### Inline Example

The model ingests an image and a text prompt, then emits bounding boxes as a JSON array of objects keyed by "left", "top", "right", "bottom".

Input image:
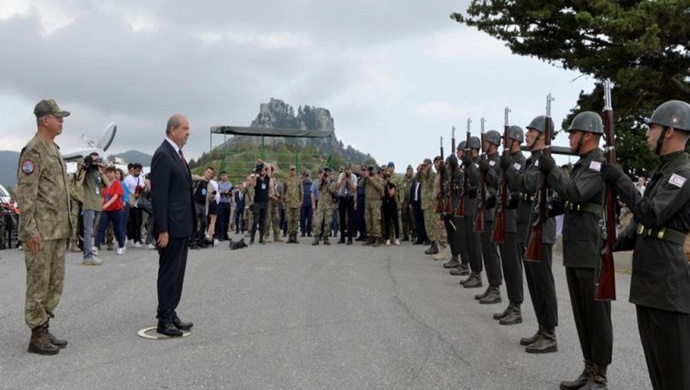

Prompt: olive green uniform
[
  {"left": 398, "top": 174, "right": 414, "bottom": 240},
  {"left": 313, "top": 178, "right": 336, "bottom": 239},
  {"left": 364, "top": 174, "right": 385, "bottom": 242},
  {"left": 243, "top": 183, "right": 255, "bottom": 236},
  {"left": 283, "top": 176, "right": 303, "bottom": 238},
  {"left": 16, "top": 134, "right": 72, "bottom": 329},
  {"left": 420, "top": 167, "right": 437, "bottom": 242}
]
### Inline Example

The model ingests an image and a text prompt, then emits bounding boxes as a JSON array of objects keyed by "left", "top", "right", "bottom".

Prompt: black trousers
[
  {"left": 193, "top": 202, "right": 206, "bottom": 241},
  {"left": 464, "top": 216, "right": 482, "bottom": 273},
  {"left": 234, "top": 205, "right": 245, "bottom": 233},
  {"left": 251, "top": 202, "right": 268, "bottom": 241},
  {"left": 338, "top": 196, "right": 355, "bottom": 239},
  {"left": 480, "top": 220, "right": 502, "bottom": 286},
  {"left": 401, "top": 201, "right": 413, "bottom": 239},
  {"left": 127, "top": 206, "right": 142, "bottom": 243},
  {"left": 637, "top": 305, "right": 690, "bottom": 390},
  {"left": 413, "top": 202, "right": 428, "bottom": 243},
  {"left": 216, "top": 202, "right": 231, "bottom": 238},
  {"left": 455, "top": 215, "right": 469, "bottom": 265},
  {"left": 498, "top": 232, "right": 523, "bottom": 304},
  {"left": 383, "top": 202, "right": 400, "bottom": 240},
  {"left": 157, "top": 236, "right": 189, "bottom": 322},
  {"left": 566, "top": 267, "right": 613, "bottom": 366},
  {"left": 443, "top": 214, "right": 462, "bottom": 257},
  {"left": 521, "top": 243, "right": 558, "bottom": 329}
]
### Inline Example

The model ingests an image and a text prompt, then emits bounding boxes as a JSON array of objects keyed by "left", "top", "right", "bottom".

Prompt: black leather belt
[
  {"left": 637, "top": 224, "right": 687, "bottom": 246},
  {"left": 564, "top": 201, "right": 602, "bottom": 214},
  {"left": 519, "top": 192, "right": 535, "bottom": 202}
]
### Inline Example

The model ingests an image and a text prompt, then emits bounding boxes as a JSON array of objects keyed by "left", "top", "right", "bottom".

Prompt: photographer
[
  {"left": 76, "top": 152, "right": 106, "bottom": 265},
  {"left": 312, "top": 167, "right": 336, "bottom": 245},
  {"left": 191, "top": 166, "right": 214, "bottom": 247},
  {"left": 250, "top": 163, "right": 270, "bottom": 244},
  {"left": 382, "top": 172, "right": 400, "bottom": 245},
  {"left": 335, "top": 165, "right": 357, "bottom": 245},
  {"left": 124, "top": 162, "right": 145, "bottom": 248},
  {"left": 216, "top": 171, "right": 233, "bottom": 241}
]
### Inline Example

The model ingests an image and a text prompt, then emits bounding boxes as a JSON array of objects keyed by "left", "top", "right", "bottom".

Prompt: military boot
[
  {"left": 363, "top": 237, "right": 373, "bottom": 246},
  {"left": 499, "top": 303, "right": 522, "bottom": 325},
  {"left": 312, "top": 236, "right": 320, "bottom": 246},
  {"left": 28, "top": 323, "right": 60, "bottom": 355},
  {"left": 479, "top": 285, "right": 502, "bottom": 304},
  {"left": 462, "top": 272, "right": 483, "bottom": 288},
  {"left": 273, "top": 232, "right": 284, "bottom": 243},
  {"left": 323, "top": 236, "right": 331, "bottom": 245},
  {"left": 432, "top": 247, "right": 447, "bottom": 261},
  {"left": 525, "top": 327, "right": 557, "bottom": 354},
  {"left": 520, "top": 327, "right": 542, "bottom": 346},
  {"left": 70, "top": 240, "right": 81, "bottom": 253},
  {"left": 493, "top": 304, "right": 511, "bottom": 320},
  {"left": 424, "top": 241, "right": 438, "bottom": 255},
  {"left": 46, "top": 320, "right": 68, "bottom": 348},
  {"left": 293, "top": 234, "right": 299, "bottom": 244},
  {"left": 559, "top": 360, "right": 593, "bottom": 390},
  {"left": 475, "top": 286, "right": 490, "bottom": 300},
  {"left": 450, "top": 263, "right": 470, "bottom": 276},
  {"left": 443, "top": 255, "right": 460, "bottom": 269},
  {"left": 580, "top": 364, "right": 607, "bottom": 390}
]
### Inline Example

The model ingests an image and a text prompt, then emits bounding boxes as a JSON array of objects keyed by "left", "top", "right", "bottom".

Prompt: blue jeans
[
  {"left": 96, "top": 210, "right": 125, "bottom": 249},
  {"left": 300, "top": 204, "right": 313, "bottom": 234},
  {"left": 82, "top": 209, "right": 101, "bottom": 259}
]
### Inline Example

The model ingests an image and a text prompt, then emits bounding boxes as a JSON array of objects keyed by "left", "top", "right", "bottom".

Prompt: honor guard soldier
[
  {"left": 601, "top": 100, "right": 690, "bottom": 390},
  {"left": 491, "top": 125, "right": 526, "bottom": 325},
  {"left": 539, "top": 111, "right": 613, "bottom": 389},
  {"left": 442, "top": 151, "right": 467, "bottom": 274},
  {"left": 16, "top": 99, "right": 73, "bottom": 355},
  {"left": 446, "top": 142, "right": 471, "bottom": 276},
  {"left": 459, "top": 137, "right": 484, "bottom": 288},
  {"left": 512, "top": 117, "right": 558, "bottom": 352},
  {"left": 475, "top": 129, "right": 503, "bottom": 304}
]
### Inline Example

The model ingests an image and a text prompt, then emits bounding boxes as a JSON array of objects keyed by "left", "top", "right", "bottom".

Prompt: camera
[{"left": 83, "top": 155, "right": 104, "bottom": 171}]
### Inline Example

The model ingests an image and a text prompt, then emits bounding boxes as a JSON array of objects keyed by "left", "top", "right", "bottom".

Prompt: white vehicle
[{"left": 0, "top": 183, "right": 11, "bottom": 205}]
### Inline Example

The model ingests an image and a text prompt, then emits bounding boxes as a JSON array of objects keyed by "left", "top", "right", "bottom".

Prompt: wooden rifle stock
[
  {"left": 456, "top": 121, "right": 471, "bottom": 217},
  {"left": 435, "top": 136, "right": 444, "bottom": 214},
  {"left": 492, "top": 107, "right": 510, "bottom": 243},
  {"left": 473, "top": 118, "right": 486, "bottom": 233},
  {"left": 444, "top": 127, "right": 456, "bottom": 213},
  {"left": 524, "top": 94, "right": 554, "bottom": 262},
  {"left": 595, "top": 79, "right": 617, "bottom": 301}
]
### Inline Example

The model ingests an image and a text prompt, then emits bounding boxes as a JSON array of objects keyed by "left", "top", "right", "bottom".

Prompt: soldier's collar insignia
[{"left": 21, "top": 160, "right": 35, "bottom": 175}]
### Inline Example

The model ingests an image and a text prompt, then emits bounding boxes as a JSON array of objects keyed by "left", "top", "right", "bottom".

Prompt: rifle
[
  {"left": 456, "top": 119, "right": 471, "bottom": 216},
  {"left": 492, "top": 107, "right": 510, "bottom": 243},
  {"left": 445, "top": 127, "right": 456, "bottom": 213},
  {"left": 473, "top": 118, "right": 486, "bottom": 233},
  {"left": 595, "top": 79, "right": 617, "bottom": 301},
  {"left": 435, "top": 136, "right": 445, "bottom": 214},
  {"left": 524, "top": 94, "right": 554, "bottom": 262}
]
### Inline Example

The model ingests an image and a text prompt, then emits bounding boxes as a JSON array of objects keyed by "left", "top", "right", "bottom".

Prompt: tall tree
[{"left": 452, "top": 0, "right": 690, "bottom": 177}]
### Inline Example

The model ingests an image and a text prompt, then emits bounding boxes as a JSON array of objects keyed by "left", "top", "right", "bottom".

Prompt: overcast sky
[{"left": 0, "top": 0, "right": 595, "bottom": 169}]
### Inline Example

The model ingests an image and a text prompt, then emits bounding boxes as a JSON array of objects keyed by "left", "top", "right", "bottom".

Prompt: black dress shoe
[
  {"left": 157, "top": 322, "right": 183, "bottom": 337},
  {"left": 172, "top": 317, "right": 194, "bottom": 331}
]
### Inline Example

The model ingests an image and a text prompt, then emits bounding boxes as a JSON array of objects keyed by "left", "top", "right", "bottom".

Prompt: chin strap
[
  {"left": 575, "top": 132, "right": 586, "bottom": 155},
  {"left": 528, "top": 134, "right": 542, "bottom": 151},
  {"left": 655, "top": 127, "right": 669, "bottom": 156}
]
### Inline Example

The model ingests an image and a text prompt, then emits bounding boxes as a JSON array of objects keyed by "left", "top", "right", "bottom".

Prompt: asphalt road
[{"left": 0, "top": 236, "right": 649, "bottom": 390}]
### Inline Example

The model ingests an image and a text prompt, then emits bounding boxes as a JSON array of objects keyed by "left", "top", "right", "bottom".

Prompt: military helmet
[
  {"left": 509, "top": 126, "right": 524, "bottom": 142},
  {"left": 485, "top": 130, "right": 501, "bottom": 146},
  {"left": 468, "top": 136, "right": 481, "bottom": 149},
  {"left": 647, "top": 100, "right": 690, "bottom": 131},
  {"left": 568, "top": 111, "right": 604, "bottom": 134},
  {"left": 526, "top": 115, "right": 555, "bottom": 134},
  {"left": 457, "top": 140, "right": 467, "bottom": 149}
]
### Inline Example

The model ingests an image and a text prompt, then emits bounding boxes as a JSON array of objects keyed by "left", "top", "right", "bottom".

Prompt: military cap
[
  {"left": 422, "top": 158, "right": 432, "bottom": 165},
  {"left": 289, "top": 164, "right": 296, "bottom": 170},
  {"left": 387, "top": 161, "right": 395, "bottom": 167},
  {"left": 406, "top": 164, "right": 413, "bottom": 170},
  {"left": 34, "top": 99, "right": 70, "bottom": 118}
]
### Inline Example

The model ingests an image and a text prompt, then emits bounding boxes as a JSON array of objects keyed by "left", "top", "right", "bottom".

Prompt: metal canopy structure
[{"left": 208, "top": 125, "right": 335, "bottom": 180}]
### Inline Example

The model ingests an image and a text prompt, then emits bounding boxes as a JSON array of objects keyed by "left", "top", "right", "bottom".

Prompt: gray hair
[{"left": 166, "top": 115, "right": 181, "bottom": 135}]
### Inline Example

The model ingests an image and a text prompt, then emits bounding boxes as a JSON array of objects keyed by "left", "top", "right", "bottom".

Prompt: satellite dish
[{"left": 62, "top": 121, "right": 118, "bottom": 162}]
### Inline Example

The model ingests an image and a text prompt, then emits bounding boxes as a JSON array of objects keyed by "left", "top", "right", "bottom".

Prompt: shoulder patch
[
  {"left": 21, "top": 160, "right": 35, "bottom": 175},
  {"left": 668, "top": 173, "right": 686, "bottom": 188},
  {"left": 589, "top": 161, "right": 602, "bottom": 172},
  {"left": 489, "top": 160, "right": 496, "bottom": 166},
  {"left": 513, "top": 162, "right": 522, "bottom": 171}
]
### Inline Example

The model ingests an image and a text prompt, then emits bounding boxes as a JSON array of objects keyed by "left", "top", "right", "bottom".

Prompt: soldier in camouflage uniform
[
  {"left": 264, "top": 164, "right": 283, "bottom": 243},
  {"left": 243, "top": 174, "right": 255, "bottom": 237},
  {"left": 420, "top": 158, "right": 438, "bottom": 255},
  {"left": 67, "top": 172, "right": 83, "bottom": 252},
  {"left": 283, "top": 165, "right": 303, "bottom": 243},
  {"left": 363, "top": 166, "right": 385, "bottom": 246},
  {"left": 16, "top": 99, "right": 72, "bottom": 355},
  {"left": 312, "top": 167, "right": 336, "bottom": 245},
  {"left": 399, "top": 165, "right": 414, "bottom": 241}
]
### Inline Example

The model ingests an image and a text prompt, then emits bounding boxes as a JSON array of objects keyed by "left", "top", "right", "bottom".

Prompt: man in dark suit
[
  {"left": 234, "top": 184, "right": 245, "bottom": 234},
  {"left": 150, "top": 114, "right": 195, "bottom": 337}
]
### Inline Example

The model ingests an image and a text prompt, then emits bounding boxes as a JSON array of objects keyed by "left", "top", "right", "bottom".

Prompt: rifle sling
[{"left": 636, "top": 223, "right": 687, "bottom": 246}]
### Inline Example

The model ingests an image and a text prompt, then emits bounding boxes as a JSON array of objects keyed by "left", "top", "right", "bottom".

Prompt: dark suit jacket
[
  {"left": 151, "top": 140, "right": 195, "bottom": 238},
  {"left": 234, "top": 191, "right": 245, "bottom": 210}
]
